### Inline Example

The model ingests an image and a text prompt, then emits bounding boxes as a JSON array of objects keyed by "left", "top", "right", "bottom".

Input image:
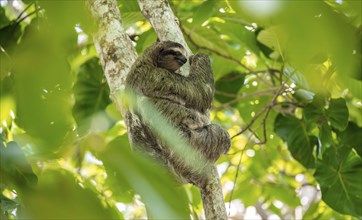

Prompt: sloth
[{"left": 125, "top": 41, "right": 230, "bottom": 183}]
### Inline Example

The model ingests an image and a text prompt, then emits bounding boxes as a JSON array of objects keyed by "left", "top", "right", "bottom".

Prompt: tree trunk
[
  {"left": 86, "top": 0, "right": 137, "bottom": 95},
  {"left": 200, "top": 165, "right": 228, "bottom": 219}
]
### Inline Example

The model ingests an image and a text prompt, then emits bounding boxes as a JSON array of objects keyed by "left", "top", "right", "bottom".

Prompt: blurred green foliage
[{"left": 0, "top": 0, "right": 361, "bottom": 219}]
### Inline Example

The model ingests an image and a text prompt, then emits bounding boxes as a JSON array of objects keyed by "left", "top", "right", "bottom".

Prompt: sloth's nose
[{"left": 178, "top": 56, "right": 187, "bottom": 64}]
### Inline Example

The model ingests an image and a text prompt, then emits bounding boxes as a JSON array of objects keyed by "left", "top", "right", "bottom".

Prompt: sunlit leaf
[
  {"left": 183, "top": 25, "right": 231, "bottom": 58},
  {"left": 264, "top": 185, "right": 300, "bottom": 207},
  {"left": 21, "top": 170, "right": 120, "bottom": 219},
  {"left": 284, "top": 67, "right": 312, "bottom": 91},
  {"left": 12, "top": 19, "right": 73, "bottom": 153},
  {"left": 216, "top": 20, "right": 260, "bottom": 55},
  {"left": 135, "top": 28, "right": 157, "bottom": 53},
  {"left": 1, "top": 194, "right": 19, "bottom": 213},
  {"left": 280, "top": 2, "right": 360, "bottom": 82},
  {"left": 119, "top": 0, "right": 147, "bottom": 29},
  {"left": 0, "top": 141, "right": 37, "bottom": 189},
  {"left": 98, "top": 135, "right": 190, "bottom": 219},
  {"left": 257, "top": 26, "right": 286, "bottom": 61},
  {"left": 230, "top": 178, "right": 261, "bottom": 206},
  {"left": 192, "top": 0, "right": 219, "bottom": 26},
  {"left": 0, "top": 6, "right": 10, "bottom": 29},
  {"left": 39, "top": 1, "right": 92, "bottom": 34}
]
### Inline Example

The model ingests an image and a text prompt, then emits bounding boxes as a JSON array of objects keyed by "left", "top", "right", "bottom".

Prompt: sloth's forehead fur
[
  {"left": 143, "top": 41, "right": 186, "bottom": 64},
  {"left": 158, "top": 41, "right": 185, "bottom": 50},
  {"left": 149, "top": 41, "right": 185, "bottom": 55}
]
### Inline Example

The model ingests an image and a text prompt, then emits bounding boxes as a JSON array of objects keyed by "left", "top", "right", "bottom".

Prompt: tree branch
[
  {"left": 87, "top": 0, "right": 137, "bottom": 94},
  {"left": 180, "top": 23, "right": 253, "bottom": 72}
]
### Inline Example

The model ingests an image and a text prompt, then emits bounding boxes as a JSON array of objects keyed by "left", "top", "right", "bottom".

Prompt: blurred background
[{"left": 1, "top": 0, "right": 361, "bottom": 219}]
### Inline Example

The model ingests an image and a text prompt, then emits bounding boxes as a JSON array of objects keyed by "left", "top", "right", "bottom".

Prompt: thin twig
[
  {"left": 16, "top": 8, "right": 41, "bottom": 24},
  {"left": 15, "top": 2, "right": 34, "bottom": 21},
  {"left": 231, "top": 83, "right": 285, "bottom": 139},
  {"left": 213, "top": 88, "right": 279, "bottom": 111},
  {"left": 227, "top": 133, "right": 252, "bottom": 215},
  {"left": 180, "top": 24, "right": 253, "bottom": 72},
  {"left": 255, "top": 84, "right": 286, "bottom": 144}
]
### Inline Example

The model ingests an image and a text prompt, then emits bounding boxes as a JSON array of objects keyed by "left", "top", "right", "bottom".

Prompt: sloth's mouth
[{"left": 176, "top": 56, "right": 187, "bottom": 65}]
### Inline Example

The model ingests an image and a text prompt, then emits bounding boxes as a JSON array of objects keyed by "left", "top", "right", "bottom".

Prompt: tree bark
[
  {"left": 200, "top": 166, "right": 228, "bottom": 219},
  {"left": 87, "top": 0, "right": 138, "bottom": 141},
  {"left": 87, "top": 0, "right": 137, "bottom": 95},
  {"left": 87, "top": 0, "right": 227, "bottom": 219}
]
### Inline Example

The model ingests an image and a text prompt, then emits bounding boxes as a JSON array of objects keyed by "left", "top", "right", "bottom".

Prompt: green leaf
[
  {"left": 135, "top": 28, "right": 157, "bottom": 53},
  {"left": 21, "top": 170, "right": 120, "bottom": 219},
  {"left": 0, "top": 22, "right": 21, "bottom": 52},
  {"left": 303, "top": 93, "right": 329, "bottom": 125},
  {"left": 339, "top": 77, "right": 362, "bottom": 100},
  {"left": 231, "top": 178, "right": 261, "bottom": 206},
  {"left": 1, "top": 194, "right": 19, "bottom": 212},
  {"left": 264, "top": 185, "right": 300, "bottom": 207},
  {"left": 304, "top": 103, "right": 325, "bottom": 125},
  {"left": 303, "top": 96, "right": 349, "bottom": 150},
  {"left": 338, "top": 122, "right": 362, "bottom": 157},
  {"left": 326, "top": 98, "right": 349, "bottom": 131},
  {"left": 217, "top": 20, "right": 260, "bottom": 55},
  {"left": 186, "top": 185, "right": 202, "bottom": 208},
  {"left": 274, "top": 114, "right": 316, "bottom": 168},
  {"left": 0, "top": 6, "right": 10, "bottom": 29},
  {"left": 283, "top": 67, "right": 311, "bottom": 90},
  {"left": 119, "top": 0, "right": 145, "bottom": 30},
  {"left": 0, "top": 141, "right": 37, "bottom": 189},
  {"left": 276, "top": 2, "right": 360, "bottom": 82},
  {"left": 215, "top": 71, "right": 244, "bottom": 104},
  {"left": 211, "top": 56, "right": 238, "bottom": 79},
  {"left": 72, "top": 58, "right": 112, "bottom": 134},
  {"left": 257, "top": 26, "right": 286, "bottom": 60},
  {"left": 98, "top": 135, "right": 190, "bottom": 219},
  {"left": 293, "top": 89, "right": 314, "bottom": 104},
  {"left": 13, "top": 20, "right": 73, "bottom": 153},
  {"left": 192, "top": 0, "right": 219, "bottom": 26},
  {"left": 303, "top": 201, "right": 350, "bottom": 220},
  {"left": 183, "top": 25, "right": 231, "bottom": 58},
  {"left": 39, "top": 1, "right": 92, "bottom": 35},
  {"left": 314, "top": 148, "right": 362, "bottom": 218},
  {"left": 319, "top": 123, "right": 333, "bottom": 149}
]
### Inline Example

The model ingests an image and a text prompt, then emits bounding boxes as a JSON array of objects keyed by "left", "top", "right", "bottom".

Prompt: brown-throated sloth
[{"left": 125, "top": 41, "right": 230, "bottom": 183}]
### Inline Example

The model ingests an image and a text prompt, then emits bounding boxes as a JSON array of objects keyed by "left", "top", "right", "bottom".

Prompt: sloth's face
[{"left": 156, "top": 46, "right": 187, "bottom": 73}]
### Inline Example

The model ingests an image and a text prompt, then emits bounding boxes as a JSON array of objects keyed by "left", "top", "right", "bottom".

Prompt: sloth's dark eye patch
[{"left": 162, "top": 50, "right": 182, "bottom": 57}]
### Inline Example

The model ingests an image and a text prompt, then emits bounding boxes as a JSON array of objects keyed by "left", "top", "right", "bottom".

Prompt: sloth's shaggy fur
[{"left": 125, "top": 41, "right": 230, "bottom": 184}]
